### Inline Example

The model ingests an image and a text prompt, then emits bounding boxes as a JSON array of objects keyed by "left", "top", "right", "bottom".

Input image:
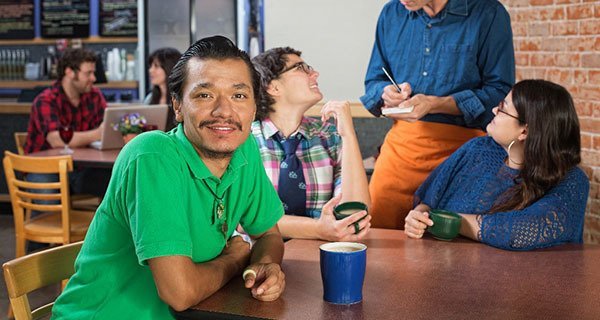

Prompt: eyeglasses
[
  {"left": 497, "top": 101, "right": 521, "bottom": 122},
  {"left": 279, "top": 62, "right": 314, "bottom": 76}
]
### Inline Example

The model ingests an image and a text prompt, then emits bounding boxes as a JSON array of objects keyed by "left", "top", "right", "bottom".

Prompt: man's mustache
[{"left": 198, "top": 119, "right": 242, "bottom": 130}]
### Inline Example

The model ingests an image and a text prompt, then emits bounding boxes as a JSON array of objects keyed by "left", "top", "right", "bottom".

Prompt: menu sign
[
  {"left": 41, "top": 0, "right": 89, "bottom": 38},
  {"left": 100, "top": 0, "right": 137, "bottom": 37},
  {"left": 0, "top": 0, "right": 34, "bottom": 39}
]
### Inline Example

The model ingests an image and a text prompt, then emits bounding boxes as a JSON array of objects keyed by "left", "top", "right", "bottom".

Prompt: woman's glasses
[
  {"left": 497, "top": 101, "right": 522, "bottom": 122},
  {"left": 279, "top": 62, "right": 314, "bottom": 76}
]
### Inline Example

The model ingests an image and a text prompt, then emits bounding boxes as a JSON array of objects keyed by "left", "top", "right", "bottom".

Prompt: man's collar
[
  {"left": 407, "top": 0, "right": 469, "bottom": 18},
  {"left": 173, "top": 123, "right": 247, "bottom": 180},
  {"left": 259, "top": 118, "right": 309, "bottom": 140}
]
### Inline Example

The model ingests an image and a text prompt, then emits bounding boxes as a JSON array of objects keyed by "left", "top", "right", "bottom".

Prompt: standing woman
[
  {"left": 405, "top": 80, "right": 589, "bottom": 250},
  {"left": 252, "top": 47, "right": 372, "bottom": 241},
  {"left": 144, "top": 47, "right": 181, "bottom": 131}
]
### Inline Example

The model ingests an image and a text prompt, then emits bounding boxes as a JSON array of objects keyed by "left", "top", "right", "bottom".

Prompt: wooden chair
[
  {"left": 13, "top": 132, "right": 100, "bottom": 211},
  {"left": 14, "top": 132, "right": 27, "bottom": 156},
  {"left": 3, "top": 241, "right": 83, "bottom": 320},
  {"left": 3, "top": 151, "right": 94, "bottom": 258}
]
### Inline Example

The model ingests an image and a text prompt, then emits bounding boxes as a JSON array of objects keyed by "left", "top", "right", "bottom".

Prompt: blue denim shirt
[{"left": 360, "top": 0, "right": 515, "bottom": 130}]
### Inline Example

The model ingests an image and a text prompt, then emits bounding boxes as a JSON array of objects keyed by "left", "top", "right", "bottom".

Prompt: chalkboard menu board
[
  {"left": 41, "top": 0, "right": 89, "bottom": 38},
  {"left": 100, "top": 0, "right": 137, "bottom": 37},
  {"left": 0, "top": 0, "right": 35, "bottom": 39}
]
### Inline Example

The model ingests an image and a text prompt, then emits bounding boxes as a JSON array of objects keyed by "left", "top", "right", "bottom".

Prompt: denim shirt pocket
[{"left": 439, "top": 44, "right": 478, "bottom": 88}]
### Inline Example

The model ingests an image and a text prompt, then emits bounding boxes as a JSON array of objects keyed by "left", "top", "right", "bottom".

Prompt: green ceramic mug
[
  {"left": 333, "top": 202, "right": 368, "bottom": 234},
  {"left": 427, "top": 209, "right": 462, "bottom": 241}
]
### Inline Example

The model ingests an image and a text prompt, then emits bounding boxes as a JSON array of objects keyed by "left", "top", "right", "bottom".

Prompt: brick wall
[{"left": 503, "top": 0, "right": 600, "bottom": 243}]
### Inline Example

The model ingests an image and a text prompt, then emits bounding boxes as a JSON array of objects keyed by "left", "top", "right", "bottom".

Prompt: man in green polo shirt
[{"left": 51, "top": 36, "right": 286, "bottom": 319}]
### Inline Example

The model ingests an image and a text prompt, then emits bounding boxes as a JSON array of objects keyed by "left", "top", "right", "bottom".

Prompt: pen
[{"left": 381, "top": 67, "right": 402, "bottom": 93}]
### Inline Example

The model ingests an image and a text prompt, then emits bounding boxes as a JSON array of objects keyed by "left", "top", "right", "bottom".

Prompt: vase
[{"left": 122, "top": 133, "right": 138, "bottom": 144}]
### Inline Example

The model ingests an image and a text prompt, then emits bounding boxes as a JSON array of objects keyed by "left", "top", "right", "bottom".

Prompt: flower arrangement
[{"left": 112, "top": 113, "right": 147, "bottom": 135}]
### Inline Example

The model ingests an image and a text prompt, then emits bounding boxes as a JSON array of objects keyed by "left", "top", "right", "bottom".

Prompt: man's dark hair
[
  {"left": 168, "top": 35, "right": 259, "bottom": 107},
  {"left": 57, "top": 48, "right": 97, "bottom": 80},
  {"left": 251, "top": 47, "right": 302, "bottom": 120}
]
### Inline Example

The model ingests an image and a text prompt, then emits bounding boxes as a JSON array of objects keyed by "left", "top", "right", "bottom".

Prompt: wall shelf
[{"left": 0, "top": 37, "right": 138, "bottom": 46}]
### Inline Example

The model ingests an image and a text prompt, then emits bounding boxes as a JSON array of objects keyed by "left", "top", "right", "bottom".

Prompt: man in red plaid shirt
[
  {"left": 24, "top": 48, "right": 106, "bottom": 154},
  {"left": 23, "top": 48, "right": 111, "bottom": 252}
]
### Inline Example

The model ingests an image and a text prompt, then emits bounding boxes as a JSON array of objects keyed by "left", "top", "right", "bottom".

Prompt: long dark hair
[
  {"left": 491, "top": 80, "right": 581, "bottom": 212},
  {"left": 148, "top": 47, "right": 181, "bottom": 130}
]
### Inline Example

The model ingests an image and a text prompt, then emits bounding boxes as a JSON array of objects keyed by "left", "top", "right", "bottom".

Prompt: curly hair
[
  {"left": 251, "top": 47, "right": 302, "bottom": 121},
  {"left": 57, "top": 48, "right": 97, "bottom": 80}
]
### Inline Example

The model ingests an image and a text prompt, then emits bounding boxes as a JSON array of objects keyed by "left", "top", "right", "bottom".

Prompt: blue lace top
[{"left": 414, "top": 136, "right": 589, "bottom": 251}]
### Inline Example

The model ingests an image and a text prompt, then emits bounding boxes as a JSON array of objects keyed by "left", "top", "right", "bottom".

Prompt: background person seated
[
  {"left": 22, "top": 48, "right": 111, "bottom": 251},
  {"left": 144, "top": 47, "right": 181, "bottom": 131},
  {"left": 404, "top": 79, "right": 589, "bottom": 251},
  {"left": 252, "top": 47, "right": 371, "bottom": 242}
]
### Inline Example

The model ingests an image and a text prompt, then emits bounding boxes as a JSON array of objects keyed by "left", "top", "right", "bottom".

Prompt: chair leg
[{"left": 15, "top": 237, "right": 25, "bottom": 258}]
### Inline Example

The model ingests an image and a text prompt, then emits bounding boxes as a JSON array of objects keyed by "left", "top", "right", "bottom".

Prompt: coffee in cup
[{"left": 333, "top": 202, "right": 368, "bottom": 234}]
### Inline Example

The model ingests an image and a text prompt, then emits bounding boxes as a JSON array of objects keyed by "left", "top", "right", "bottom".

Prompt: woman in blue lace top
[{"left": 404, "top": 80, "right": 589, "bottom": 250}]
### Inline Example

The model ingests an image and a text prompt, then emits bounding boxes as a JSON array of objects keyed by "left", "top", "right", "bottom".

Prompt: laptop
[{"left": 90, "top": 104, "right": 169, "bottom": 150}]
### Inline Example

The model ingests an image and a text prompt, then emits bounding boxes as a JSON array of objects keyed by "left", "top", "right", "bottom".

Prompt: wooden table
[
  {"left": 29, "top": 148, "right": 120, "bottom": 168},
  {"left": 174, "top": 229, "right": 600, "bottom": 320}
]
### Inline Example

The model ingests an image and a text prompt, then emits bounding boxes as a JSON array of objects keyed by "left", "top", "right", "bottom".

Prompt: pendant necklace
[{"left": 202, "top": 180, "right": 228, "bottom": 240}]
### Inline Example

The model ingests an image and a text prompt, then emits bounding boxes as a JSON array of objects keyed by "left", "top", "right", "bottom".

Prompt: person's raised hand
[
  {"left": 321, "top": 101, "right": 354, "bottom": 138},
  {"left": 381, "top": 82, "right": 411, "bottom": 108},
  {"left": 316, "top": 194, "right": 372, "bottom": 241}
]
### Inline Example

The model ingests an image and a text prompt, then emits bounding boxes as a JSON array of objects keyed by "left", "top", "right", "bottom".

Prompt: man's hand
[
  {"left": 381, "top": 82, "right": 411, "bottom": 108},
  {"left": 243, "top": 263, "right": 286, "bottom": 301}
]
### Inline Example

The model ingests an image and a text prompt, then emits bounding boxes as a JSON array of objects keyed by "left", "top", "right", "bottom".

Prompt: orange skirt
[{"left": 369, "top": 120, "right": 485, "bottom": 229}]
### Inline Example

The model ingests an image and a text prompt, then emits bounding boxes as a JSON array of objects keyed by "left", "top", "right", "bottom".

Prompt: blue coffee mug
[{"left": 319, "top": 242, "right": 367, "bottom": 304}]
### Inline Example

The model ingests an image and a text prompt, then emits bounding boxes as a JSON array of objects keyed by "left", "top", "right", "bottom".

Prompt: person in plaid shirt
[
  {"left": 24, "top": 48, "right": 106, "bottom": 154},
  {"left": 252, "top": 47, "right": 371, "bottom": 241},
  {"left": 23, "top": 48, "right": 110, "bottom": 251}
]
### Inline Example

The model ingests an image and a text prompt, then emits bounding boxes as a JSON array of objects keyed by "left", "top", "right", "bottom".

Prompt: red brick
[
  {"left": 582, "top": 133, "right": 593, "bottom": 149},
  {"left": 541, "top": 38, "right": 568, "bottom": 51},
  {"left": 539, "top": 8, "right": 566, "bottom": 20},
  {"left": 579, "top": 86, "right": 600, "bottom": 101},
  {"left": 581, "top": 20, "right": 600, "bottom": 35},
  {"left": 555, "top": 53, "right": 580, "bottom": 67},
  {"left": 582, "top": 150, "right": 600, "bottom": 166},
  {"left": 545, "top": 69, "right": 571, "bottom": 84},
  {"left": 515, "top": 53, "right": 529, "bottom": 66},
  {"left": 584, "top": 231, "right": 600, "bottom": 245},
  {"left": 585, "top": 215, "right": 600, "bottom": 234},
  {"left": 580, "top": 118, "right": 600, "bottom": 134},
  {"left": 595, "top": 37, "right": 600, "bottom": 51},
  {"left": 565, "top": 84, "right": 580, "bottom": 96},
  {"left": 574, "top": 70, "right": 588, "bottom": 84},
  {"left": 528, "top": 22, "right": 551, "bottom": 37},
  {"left": 531, "top": 0, "right": 553, "bottom": 5},
  {"left": 590, "top": 182, "right": 599, "bottom": 199},
  {"left": 594, "top": 168, "right": 600, "bottom": 183},
  {"left": 531, "top": 53, "right": 557, "bottom": 66},
  {"left": 581, "top": 164, "right": 594, "bottom": 178},
  {"left": 512, "top": 22, "right": 527, "bottom": 37},
  {"left": 575, "top": 100, "right": 593, "bottom": 117},
  {"left": 589, "top": 71, "right": 600, "bottom": 84},
  {"left": 591, "top": 200, "right": 600, "bottom": 216},
  {"left": 566, "top": 5, "right": 594, "bottom": 19},
  {"left": 556, "top": 0, "right": 582, "bottom": 4},
  {"left": 594, "top": 136, "right": 600, "bottom": 151},
  {"left": 567, "top": 37, "right": 597, "bottom": 52},
  {"left": 592, "top": 102, "right": 600, "bottom": 117},
  {"left": 582, "top": 54, "right": 600, "bottom": 68},
  {"left": 552, "top": 21, "right": 579, "bottom": 36},
  {"left": 512, "top": 9, "right": 535, "bottom": 21},
  {"left": 504, "top": 0, "right": 529, "bottom": 7},
  {"left": 517, "top": 39, "right": 542, "bottom": 51},
  {"left": 596, "top": 5, "right": 600, "bottom": 18}
]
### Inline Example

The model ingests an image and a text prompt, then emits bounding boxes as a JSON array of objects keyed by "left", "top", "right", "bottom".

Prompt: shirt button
[
  {"left": 425, "top": 48, "right": 430, "bottom": 53},
  {"left": 422, "top": 71, "right": 428, "bottom": 76},
  {"left": 427, "top": 24, "right": 432, "bottom": 28}
]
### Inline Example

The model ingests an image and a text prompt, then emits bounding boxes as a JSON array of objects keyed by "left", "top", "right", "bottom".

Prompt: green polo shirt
[{"left": 51, "top": 124, "right": 284, "bottom": 320}]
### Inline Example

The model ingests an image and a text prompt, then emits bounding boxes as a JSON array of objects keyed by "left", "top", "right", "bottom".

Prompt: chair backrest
[
  {"left": 3, "top": 241, "right": 83, "bottom": 320},
  {"left": 14, "top": 132, "right": 27, "bottom": 155},
  {"left": 3, "top": 151, "right": 74, "bottom": 245}
]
